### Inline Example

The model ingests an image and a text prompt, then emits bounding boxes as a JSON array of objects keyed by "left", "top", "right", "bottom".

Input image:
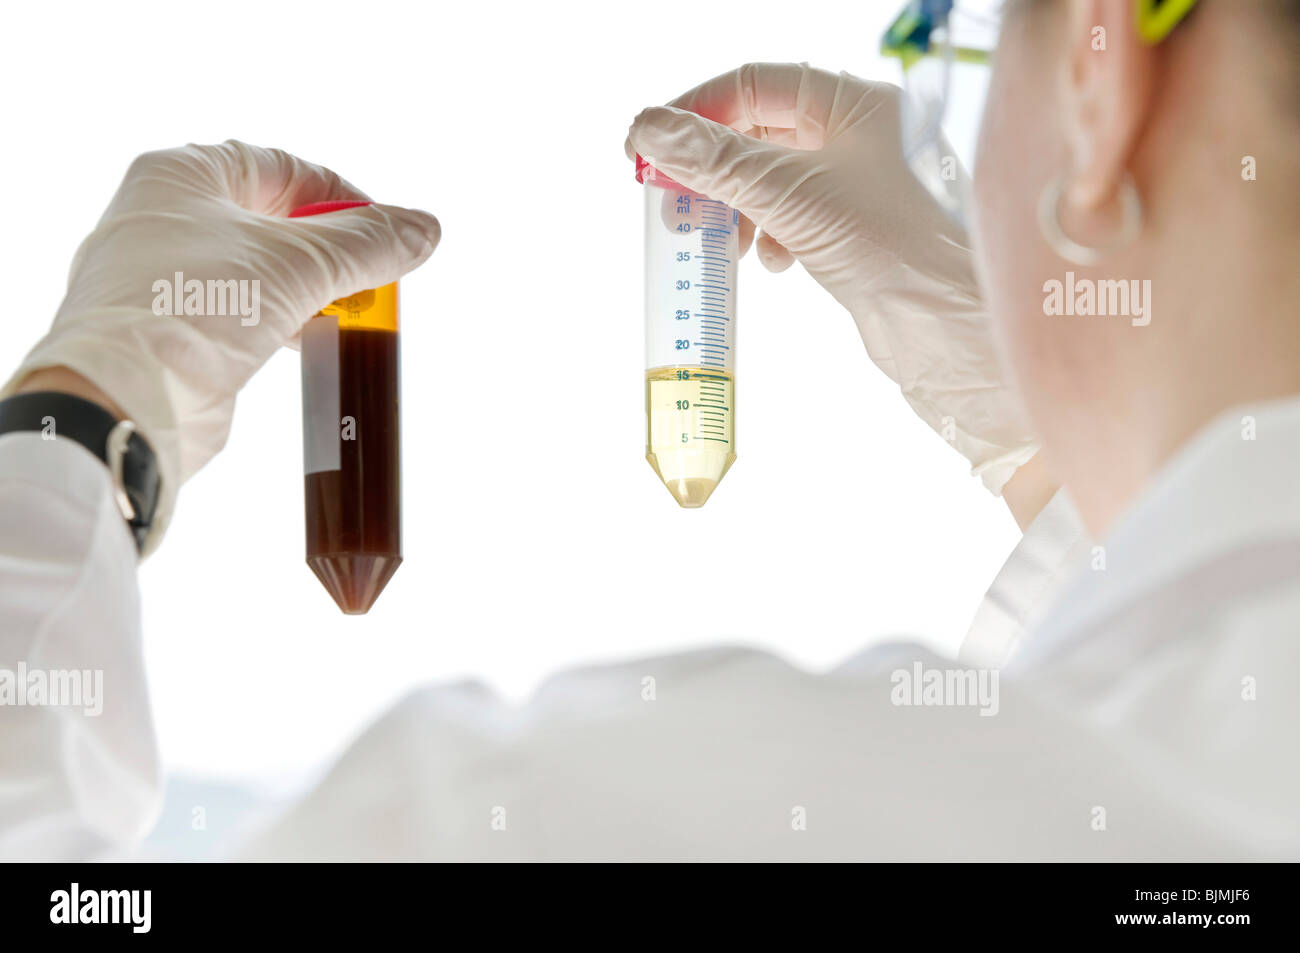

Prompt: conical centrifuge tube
[
  {"left": 292, "top": 200, "right": 403, "bottom": 614},
  {"left": 638, "top": 156, "right": 739, "bottom": 507}
]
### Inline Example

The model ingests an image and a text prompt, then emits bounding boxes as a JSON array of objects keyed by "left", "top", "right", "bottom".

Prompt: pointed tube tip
[
  {"left": 647, "top": 451, "right": 733, "bottom": 509},
  {"left": 307, "top": 553, "right": 402, "bottom": 615},
  {"left": 665, "top": 477, "right": 718, "bottom": 508}
]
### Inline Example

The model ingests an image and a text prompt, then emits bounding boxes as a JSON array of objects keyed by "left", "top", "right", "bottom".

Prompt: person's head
[{"left": 971, "top": 0, "right": 1300, "bottom": 533}]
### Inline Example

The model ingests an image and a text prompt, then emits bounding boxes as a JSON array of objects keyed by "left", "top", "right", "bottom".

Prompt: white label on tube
[{"left": 301, "top": 315, "right": 341, "bottom": 474}]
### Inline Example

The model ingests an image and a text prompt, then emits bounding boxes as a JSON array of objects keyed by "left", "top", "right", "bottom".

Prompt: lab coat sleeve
[
  {"left": 0, "top": 433, "right": 160, "bottom": 860},
  {"left": 959, "top": 488, "right": 1092, "bottom": 667},
  {"left": 238, "top": 645, "right": 1253, "bottom": 861},
  {"left": 233, "top": 495, "right": 1276, "bottom": 861}
]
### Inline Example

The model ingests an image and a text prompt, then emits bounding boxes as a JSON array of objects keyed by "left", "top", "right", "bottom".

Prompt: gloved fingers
[
  {"left": 274, "top": 201, "right": 441, "bottom": 327},
  {"left": 738, "top": 214, "right": 756, "bottom": 258},
  {"left": 219, "top": 140, "right": 372, "bottom": 215},
  {"left": 121, "top": 141, "right": 372, "bottom": 215},
  {"left": 668, "top": 62, "right": 854, "bottom": 150},
  {"left": 752, "top": 127, "right": 801, "bottom": 148},
  {"left": 628, "top": 106, "right": 810, "bottom": 226},
  {"left": 621, "top": 63, "right": 846, "bottom": 160},
  {"left": 755, "top": 230, "right": 796, "bottom": 273}
]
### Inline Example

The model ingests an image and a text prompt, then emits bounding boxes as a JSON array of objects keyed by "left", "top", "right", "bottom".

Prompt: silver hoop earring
[{"left": 1037, "top": 171, "right": 1142, "bottom": 266}]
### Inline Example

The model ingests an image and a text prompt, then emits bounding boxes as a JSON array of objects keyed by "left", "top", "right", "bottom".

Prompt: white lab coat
[{"left": 1, "top": 398, "right": 1297, "bottom": 861}]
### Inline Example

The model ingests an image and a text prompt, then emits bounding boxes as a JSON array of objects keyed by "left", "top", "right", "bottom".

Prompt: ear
[{"left": 1062, "top": 0, "right": 1158, "bottom": 209}]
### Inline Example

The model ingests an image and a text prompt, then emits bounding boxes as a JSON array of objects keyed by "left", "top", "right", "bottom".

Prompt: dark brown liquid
[{"left": 305, "top": 328, "right": 401, "bottom": 613}]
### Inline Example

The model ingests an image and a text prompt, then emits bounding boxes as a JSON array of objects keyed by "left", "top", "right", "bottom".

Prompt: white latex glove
[
  {"left": 627, "top": 63, "right": 1038, "bottom": 494},
  {"left": 0, "top": 140, "right": 440, "bottom": 553}
]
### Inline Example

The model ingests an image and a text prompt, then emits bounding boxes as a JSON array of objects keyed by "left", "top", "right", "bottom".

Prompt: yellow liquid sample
[
  {"left": 645, "top": 367, "right": 735, "bottom": 508},
  {"left": 318, "top": 282, "right": 399, "bottom": 331}
]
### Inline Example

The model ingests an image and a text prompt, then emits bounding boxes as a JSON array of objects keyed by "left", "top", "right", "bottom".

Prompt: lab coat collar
[{"left": 1009, "top": 394, "right": 1300, "bottom": 669}]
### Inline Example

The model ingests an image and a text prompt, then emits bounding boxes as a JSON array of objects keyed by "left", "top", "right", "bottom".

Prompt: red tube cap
[
  {"left": 289, "top": 200, "right": 372, "bottom": 217},
  {"left": 635, "top": 154, "right": 687, "bottom": 191}
]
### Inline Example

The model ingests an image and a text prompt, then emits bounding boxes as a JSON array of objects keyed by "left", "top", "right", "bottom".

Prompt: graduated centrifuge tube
[
  {"left": 292, "top": 200, "right": 402, "bottom": 614},
  {"left": 638, "top": 155, "right": 739, "bottom": 508}
]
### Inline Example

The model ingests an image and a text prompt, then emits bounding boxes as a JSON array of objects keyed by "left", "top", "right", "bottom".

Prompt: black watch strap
[{"left": 0, "top": 391, "right": 162, "bottom": 554}]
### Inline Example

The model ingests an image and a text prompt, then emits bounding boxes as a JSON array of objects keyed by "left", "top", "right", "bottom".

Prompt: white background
[{"left": 0, "top": 0, "right": 1013, "bottom": 789}]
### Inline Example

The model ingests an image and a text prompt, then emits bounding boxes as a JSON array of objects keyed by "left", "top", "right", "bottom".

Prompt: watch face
[{"left": 123, "top": 430, "right": 162, "bottom": 538}]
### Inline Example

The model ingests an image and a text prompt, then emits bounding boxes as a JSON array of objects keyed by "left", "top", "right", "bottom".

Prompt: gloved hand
[
  {"left": 627, "top": 63, "right": 1038, "bottom": 494},
  {"left": 1, "top": 140, "right": 440, "bottom": 553}
]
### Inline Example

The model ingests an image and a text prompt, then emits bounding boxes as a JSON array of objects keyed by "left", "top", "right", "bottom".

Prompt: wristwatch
[{"left": 0, "top": 390, "right": 161, "bottom": 554}]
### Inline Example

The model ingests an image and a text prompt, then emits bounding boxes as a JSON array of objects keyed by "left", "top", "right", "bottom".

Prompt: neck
[{"left": 1046, "top": 231, "right": 1300, "bottom": 538}]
